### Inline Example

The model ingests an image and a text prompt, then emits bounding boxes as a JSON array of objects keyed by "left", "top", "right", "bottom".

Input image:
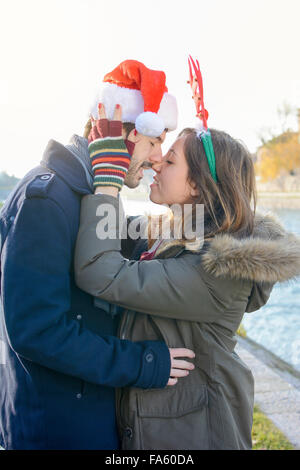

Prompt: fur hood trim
[
  {"left": 202, "top": 213, "right": 300, "bottom": 283},
  {"left": 154, "top": 212, "right": 300, "bottom": 283}
]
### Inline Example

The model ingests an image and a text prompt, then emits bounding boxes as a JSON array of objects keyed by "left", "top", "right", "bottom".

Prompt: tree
[
  {"left": 255, "top": 103, "right": 300, "bottom": 182},
  {"left": 256, "top": 132, "right": 300, "bottom": 182},
  {"left": 256, "top": 101, "right": 297, "bottom": 146}
]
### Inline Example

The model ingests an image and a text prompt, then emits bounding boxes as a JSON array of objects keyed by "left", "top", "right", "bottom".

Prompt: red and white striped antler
[{"left": 188, "top": 55, "right": 209, "bottom": 129}]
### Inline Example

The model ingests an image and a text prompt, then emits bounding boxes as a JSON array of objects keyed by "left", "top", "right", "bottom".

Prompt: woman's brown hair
[
  {"left": 148, "top": 127, "right": 257, "bottom": 249},
  {"left": 179, "top": 127, "right": 257, "bottom": 239}
]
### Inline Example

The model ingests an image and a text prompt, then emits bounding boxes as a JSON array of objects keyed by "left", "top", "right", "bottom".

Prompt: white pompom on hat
[{"left": 90, "top": 60, "right": 178, "bottom": 137}]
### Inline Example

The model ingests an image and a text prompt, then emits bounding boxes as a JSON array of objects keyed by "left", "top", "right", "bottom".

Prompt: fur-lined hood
[
  {"left": 202, "top": 212, "right": 300, "bottom": 283},
  {"left": 154, "top": 212, "right": 300, "bottom": 284}
]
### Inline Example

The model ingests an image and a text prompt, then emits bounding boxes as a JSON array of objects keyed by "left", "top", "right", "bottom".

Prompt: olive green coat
[{"left": 74, "top": 194, "right": 300, "bottom": 450}]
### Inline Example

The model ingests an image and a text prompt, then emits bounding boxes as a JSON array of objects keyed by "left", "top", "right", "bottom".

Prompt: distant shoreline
[
  {"left": 122, "top": 191, "right": 300, "bottom": 209},
  {"left": 2, "top": 192, "right": 300, "bottom": 210},
  {"left": 257, "top": 192, "right": 300, "bottom": 209},
  {"left": 258, "top": 192, "right": 300, "bottom": 198}
]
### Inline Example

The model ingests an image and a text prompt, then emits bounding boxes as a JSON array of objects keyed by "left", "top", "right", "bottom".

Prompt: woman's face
[{"left": 150, "top": 136, "right": 198, "bottom": 206}]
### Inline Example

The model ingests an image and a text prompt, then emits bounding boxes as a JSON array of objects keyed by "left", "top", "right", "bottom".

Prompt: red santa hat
[{"left": 90, "top": 60, "right": 178, "bottom": 137}]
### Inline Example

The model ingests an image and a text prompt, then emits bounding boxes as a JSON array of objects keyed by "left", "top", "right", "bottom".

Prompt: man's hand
[{"left": 167, "top": 348, "right": 195, "bottom": 386}]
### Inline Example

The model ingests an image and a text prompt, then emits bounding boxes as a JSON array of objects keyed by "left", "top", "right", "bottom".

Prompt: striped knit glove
[{"left": 88, "top": 119, "right": 132, "bottom": 191}]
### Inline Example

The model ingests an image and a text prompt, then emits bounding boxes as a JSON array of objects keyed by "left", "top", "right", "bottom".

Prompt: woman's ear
[{"left": 190, "top": 181, "right": 199, "bottom": 197}]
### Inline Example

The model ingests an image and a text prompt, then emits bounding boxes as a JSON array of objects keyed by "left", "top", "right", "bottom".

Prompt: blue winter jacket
[{"left": 0, "top": 140, "right": 170, "bottom": 450}]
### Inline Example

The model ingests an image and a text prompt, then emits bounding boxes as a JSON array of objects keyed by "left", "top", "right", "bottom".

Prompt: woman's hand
[
  {"left": 167, "top": 348, "right": 195, "bottom": 386},
  {"left": 88, "top": 103, "right": 133, "bottom": 195},
  {"left": 88, "top": 103, "right": 123, "bottom": 144},
  {"left": 88, "top": 103, "right": 136, "bottom": 156}
]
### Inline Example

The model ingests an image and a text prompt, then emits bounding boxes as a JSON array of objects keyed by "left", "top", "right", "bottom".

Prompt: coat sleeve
[
  {"left": 75, "top": 194, "right": 223, "bottom": 323},
  {"left": 245, "top": 281, "right": 274, "bottom": 313},
  {"left": 1, "top": 195, "right": 170, "bottom": 389}
]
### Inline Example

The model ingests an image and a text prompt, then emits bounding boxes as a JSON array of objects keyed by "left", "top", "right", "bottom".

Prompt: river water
[
  {"left": 242, "top": 207, "right": 300, "bottom": 372},
  {"left": 122, "top": 198, "right": 300, "bottom": 372}
]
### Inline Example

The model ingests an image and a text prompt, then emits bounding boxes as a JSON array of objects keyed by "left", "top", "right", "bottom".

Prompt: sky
[{"left": 1, "top": 0, "right": 300, "bottom": 177}]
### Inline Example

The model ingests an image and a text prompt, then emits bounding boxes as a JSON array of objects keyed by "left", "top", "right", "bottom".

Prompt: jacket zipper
[
  {"left": 116, "top": 246, "right": 186, "bottom": 442},
  {"left": 148, "top": 316, "right": 166, "bottom": 343},
  {"left": 118, "top": 309, "right": 130, "bottom": 340},
  {"left": 116, "top": 308, "right": 136, "bottom": 440}
]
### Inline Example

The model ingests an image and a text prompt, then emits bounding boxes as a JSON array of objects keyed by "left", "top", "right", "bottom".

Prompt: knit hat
[{"left": 90, "top": 60, "right": 178, "bottom": 137}]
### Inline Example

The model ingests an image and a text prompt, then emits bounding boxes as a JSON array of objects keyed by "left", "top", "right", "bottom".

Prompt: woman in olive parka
[{"left": 75, "top": 121, "right": 300, "bottom": 450}]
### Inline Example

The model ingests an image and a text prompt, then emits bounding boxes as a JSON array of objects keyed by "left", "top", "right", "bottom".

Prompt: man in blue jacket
[{"left": 0, "top": 60, "right": 193, "bottom": 450}]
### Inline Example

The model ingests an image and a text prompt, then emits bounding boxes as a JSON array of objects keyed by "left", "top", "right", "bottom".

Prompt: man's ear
[
  {"left": 83, "top": 118, "right": 92, "bottom": 139},
  {"left": 125, "top": 128, "right": 138, "bottom": 142},
  {"left": 122, "top": 127, "right": 127, "bottom": 140}
]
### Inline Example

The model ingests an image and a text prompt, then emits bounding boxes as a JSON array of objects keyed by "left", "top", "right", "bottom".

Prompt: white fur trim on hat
[
  {"left": 157, "top": 93, "right": 178, "bottom": 132},
  {"left": 89, "top": 83, "right": 178, "bottom": 136},
  {"left": 90, "top": 83, "right": 144, "bottom": 122},
  {"left": 135, "top": 112, "right": 165, "bottom": 137}
]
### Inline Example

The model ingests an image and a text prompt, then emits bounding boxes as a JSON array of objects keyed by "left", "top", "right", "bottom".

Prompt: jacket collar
[{"left": 41, "top": 139, "right": 92, "bottom": 195}]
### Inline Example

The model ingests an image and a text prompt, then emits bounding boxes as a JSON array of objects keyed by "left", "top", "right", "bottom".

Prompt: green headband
[{"left": 197, "top": 129, "right": 218, "bottom": 183}]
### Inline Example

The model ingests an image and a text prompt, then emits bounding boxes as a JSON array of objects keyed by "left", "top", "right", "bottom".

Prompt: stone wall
[{"left": 256, "top": 168, "right": 300, "bottom": 193}]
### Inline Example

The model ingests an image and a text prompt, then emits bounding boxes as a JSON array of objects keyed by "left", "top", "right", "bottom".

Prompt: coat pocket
[{"left": 136, "top": 383, "right": 209, "bottom": 450}]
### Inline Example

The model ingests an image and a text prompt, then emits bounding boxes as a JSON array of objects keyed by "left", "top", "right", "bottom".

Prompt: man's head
[
  {"left": 122, "top": 123, "right": 167, "bottom": 188},
  {"left": 83, "top": 118, "right": 167, "bottom": 189},
  {"left": 89, "top": 60, "right": 178, "bottom": 187}
]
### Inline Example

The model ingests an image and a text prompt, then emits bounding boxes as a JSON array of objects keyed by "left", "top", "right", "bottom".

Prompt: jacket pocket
[{"left": 136, "top": 383, "right": 209, "bottom": 450}]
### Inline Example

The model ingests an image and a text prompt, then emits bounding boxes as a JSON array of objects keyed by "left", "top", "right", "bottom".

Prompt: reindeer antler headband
[{"left": 188, "top": 56, "right": 217, "bottom": 183}]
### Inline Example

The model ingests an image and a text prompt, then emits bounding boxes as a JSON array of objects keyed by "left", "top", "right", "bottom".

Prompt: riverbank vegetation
[
  {"left": 252, "top": 405, "right": 294, "bottom": 450},
  {"left": 256, "top": 132, "right": 300, "bottom": 184},
  {"left": 0, "top": 171, "right": 20, "bottom": 202}
]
